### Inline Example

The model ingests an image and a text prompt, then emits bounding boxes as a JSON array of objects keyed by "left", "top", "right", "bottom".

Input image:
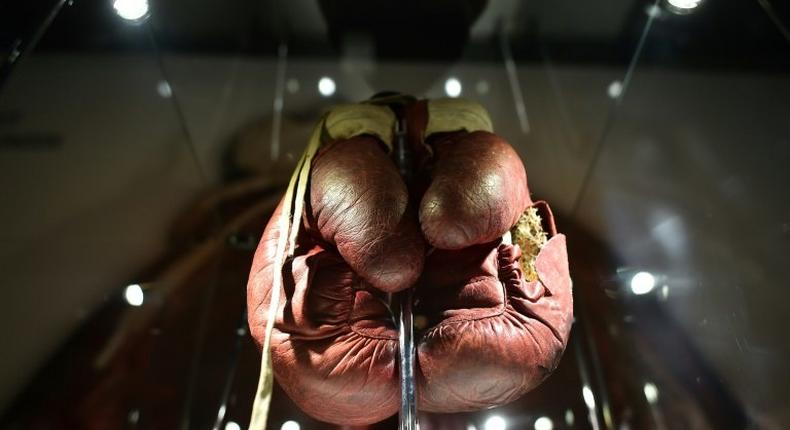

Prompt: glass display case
[{"left": 1, "top": 0, "right": 788, "bottom": 429}]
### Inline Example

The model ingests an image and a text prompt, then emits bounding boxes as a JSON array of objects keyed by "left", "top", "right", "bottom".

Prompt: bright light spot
[
  {"left": 582, "top": 385, "right": 596, "bottom": 410},
  {"left": 318, "top": 77, "right": 336, "bottom": 97},
  {"left": 484, "top": 415, "right": 507, "bottom": 430},
  {"left": 128, "top": 409, "right": 140, "bottom": 424},
  {"left": 113, "top": 0, "right": 149, "bottom": 21},
  {"left": 124, "top": 284, "right": 144, "bottom": 306},
  {"left": 156, "top": 81, "right": 172, "bottom": 98},
  {"left": 667, "top": 0, "right": 702, "bottom": 10},
  {"left": 286, "top": 78, "right": 300, "bottom": 94},
  {"left": 646, "top": 4, "right": 662, "bottom": 18},
  {"left": 630, "top": 271, "right": 656, "bottom": 295},
  {"left": 643, "top": 382, "right": 659, "bottom": 404},
  {"left": 467, "top": 425, "right": 478, "bottom": 430},
  {"left": 225, "top": 422, "right": 241, "bottom": 430},
  {"left": 534, "top": 416, "right": 553, "bottom": 430},
  {"left": 661, "top": 285, "right": 669, "bottom": 300},
  {"left": 607, "top": 81, "right": 623, "bottom": 99},
  {"left": 445, "top": 77, "right": 462, "bottom": 98},
  {"left": 564, "top": 409, "right": 575, "bottom": 426},
  {"left": 281, "top": 420, "right": 300, "bottom": 430},
  {"left": 476, "top": 80, "right": 490, "bottom": 95}
]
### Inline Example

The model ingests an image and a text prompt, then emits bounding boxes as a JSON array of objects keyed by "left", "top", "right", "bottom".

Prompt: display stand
[{"left": 394, "top": 116, "right": 419, "bottom": 430}]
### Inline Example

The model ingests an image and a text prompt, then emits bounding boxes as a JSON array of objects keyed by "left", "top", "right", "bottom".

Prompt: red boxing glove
[
  {"left": 412, "top": 104, "right": 571, "bottom": 411},
  {"left": 247, "top": 201, "right": 402, "bottom": 425},
  {"left": 247, "top": 115, "right": 425, "bottom": 424},
  {"left": 416, "top": 202, "right": 573, "bottom": 412}
]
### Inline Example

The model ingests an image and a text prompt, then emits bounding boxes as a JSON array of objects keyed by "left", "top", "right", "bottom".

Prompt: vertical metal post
[
  {"left": 270, "top": 42, "right": 288, "bottom": 161},
  {"left": 399, "top": 288, "right": 417, "bottom": 430},
  {"left": 1, "top": 0, "right": 70, "bottom": 94},
  {"left": 498, "top": 23, "right": 531, "bottom": 135},
  {"left": 394, "top": 117, "right": 418, "bottom": 430}
]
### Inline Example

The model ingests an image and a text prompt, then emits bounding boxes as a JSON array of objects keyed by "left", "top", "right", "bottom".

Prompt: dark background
[{"left": 1, "top": 0, "right": 789, "bottom": 429}]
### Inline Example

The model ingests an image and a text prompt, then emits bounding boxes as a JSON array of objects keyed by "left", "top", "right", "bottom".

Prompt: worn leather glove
[
  {"left": 416, "top": 199, "right": 573, "bottom": 412},
  {"left": 247, "top": 105, "right": 425, "bottom": 424},
  {"left": 413, "top": 120, "right": 573, "bottom": 412}
]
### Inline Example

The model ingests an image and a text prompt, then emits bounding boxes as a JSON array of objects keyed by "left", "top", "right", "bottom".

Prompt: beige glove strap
[
  {"left": 425, "top": 98, "right": 494, "bottom": 136},
  {"left": 325, "top": 103, "right": 396, "bottom": 151},
  {"left": 248, "top": 115, "right": 325, "bottom": 430}
]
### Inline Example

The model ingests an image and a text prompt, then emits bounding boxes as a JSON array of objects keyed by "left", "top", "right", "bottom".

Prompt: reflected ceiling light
[
  {"left": 665, "top": 0, "right": 702, "bottom": 14},
  {"left": 582, "top": 385, "right": 596, "bottom": 410},
  {"left": 534, "top": 416, "right": 553, "bottom": 430},
  {"left": 445, "top": 77, "right": 462, "bottom": 98},
  {"left": 630, "top": 271, "right": 656, "bottom": 295},
  {"left": 484, "top": 415, "right": 507, "bottom": 430},
  {"left": 564, "top": 410, "right": 575, "bottom": 426},
  {"left": 476, "top": 80, "right": 490, "bottom": 95},
  {"left": 286, "top": 78, "right": 300, "bottom": 94},
  {"left": 318, "top": 77, "right": 336, "bottom": 97},
  {"left": 225, "top": 422, "right": 241, "bottom": 430},
  {"left": 156, "top": 80, "right": 172, "bottom": 98},
  {"left": 124, "top": 284, "right": 144, "bottom": 306},
  {"left": 643, "top": 382, "right": 659, "bottom": 404},
  {"left": 128, "top": 409, "right": 140, "bottom": 424},
  {"left": 281, "top": 420, "right": 300, "bottom": 430},
  {"left": 646, "top": 4, "right": 663, "bottom": 18},
  {"left": 113, "top": 0, "right": 149, "bottom": 22},
  {"left": 607, "top": 81, "right": 623, "bottom": 99}
]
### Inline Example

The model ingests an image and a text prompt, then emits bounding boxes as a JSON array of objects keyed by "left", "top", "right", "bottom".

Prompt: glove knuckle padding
[
  {"left": 420, "top": 131, "right": 531, "bottom": 250},
  {"left": 415, "top": 229, "right": 573, "bottom": 412},
  {"left": 310, "top": 135, "right": 425, "bottom": 292},
  {"left": 248, "top": 200, "right": 400, "bottom": 425}
]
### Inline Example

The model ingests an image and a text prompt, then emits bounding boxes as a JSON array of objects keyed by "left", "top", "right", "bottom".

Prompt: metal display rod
[
  {"left": 394, "top": 117, "right": 418, "bottom": 430},
  {"left": 399, "top": 288, "right": 417, "bottom": 430}
]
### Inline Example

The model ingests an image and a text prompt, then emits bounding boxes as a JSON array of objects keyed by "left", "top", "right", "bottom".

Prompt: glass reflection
[{"left": 0, "top": 0, "right": 788, "bottom": 428}]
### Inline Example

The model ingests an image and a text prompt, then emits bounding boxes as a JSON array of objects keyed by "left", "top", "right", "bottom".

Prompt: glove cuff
[
  {"left": 324, "top": 103, "right": 396, "bottom": 151},
  {"left": 425, "top": 98, "right": 494, "bottom": 136}
]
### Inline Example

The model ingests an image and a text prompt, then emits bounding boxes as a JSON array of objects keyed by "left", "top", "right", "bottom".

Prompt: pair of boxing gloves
[{"left": 247, "top": 98, "right": 573, "bottom": 425}]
